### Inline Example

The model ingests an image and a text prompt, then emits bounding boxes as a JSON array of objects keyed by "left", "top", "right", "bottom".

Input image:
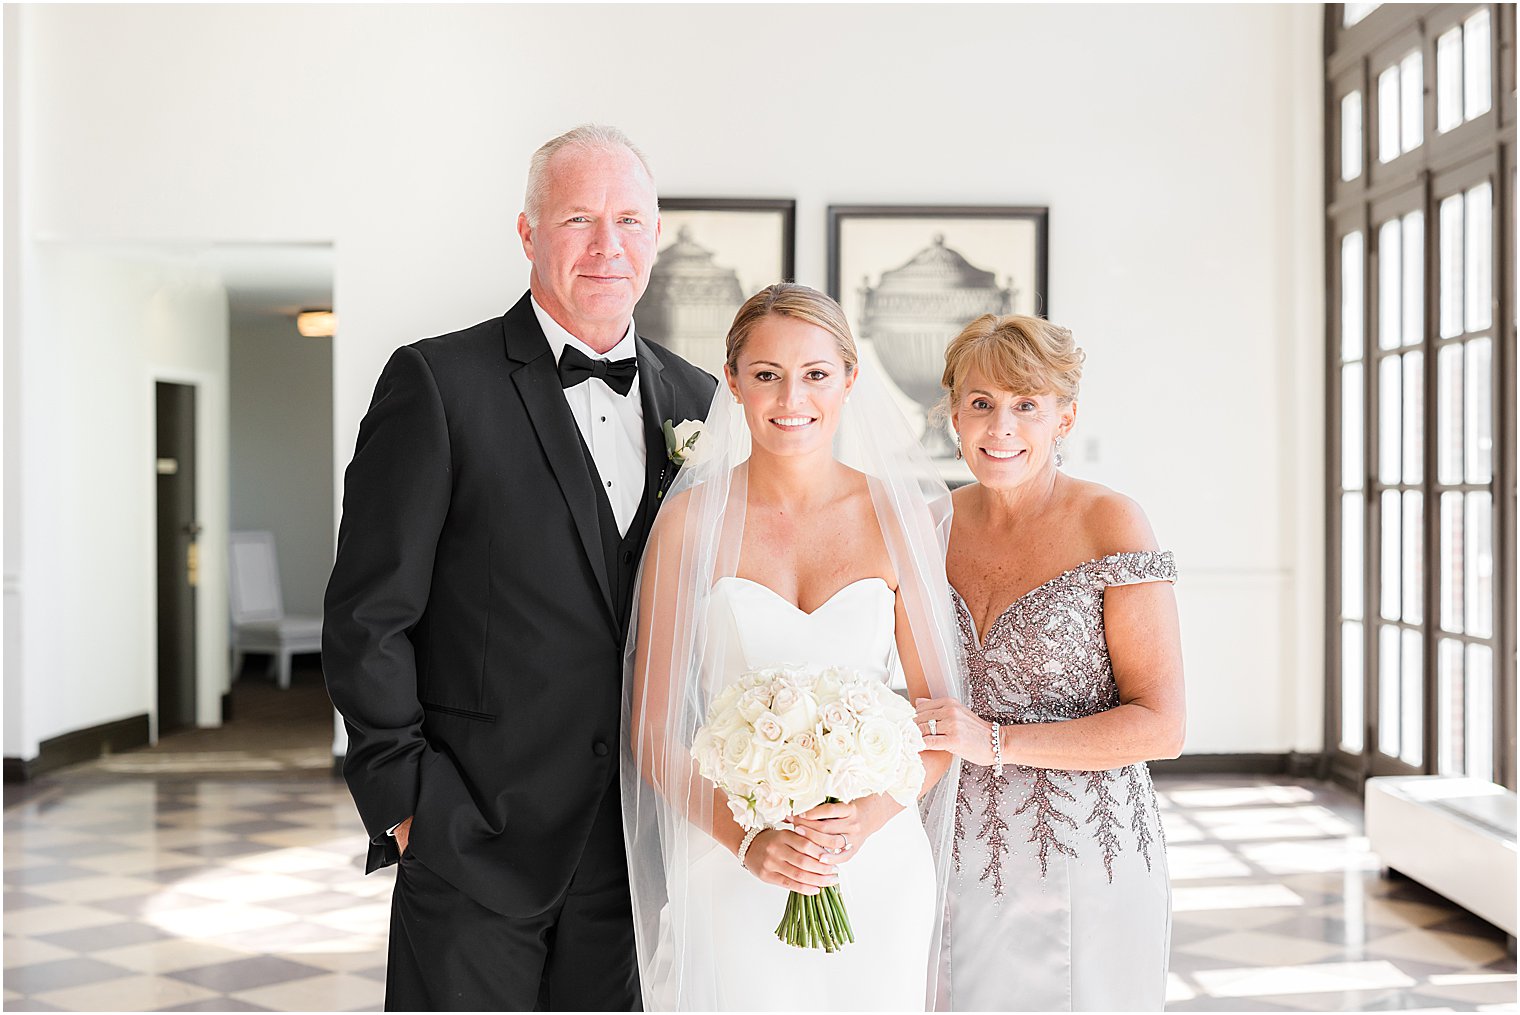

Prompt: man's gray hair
[{"left": 523, "top": 124, "right": 656, "bottom": 226}]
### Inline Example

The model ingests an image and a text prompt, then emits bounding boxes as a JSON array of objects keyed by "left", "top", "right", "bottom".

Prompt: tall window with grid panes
[{"left": 1326, "top": 3, "right": 1515, "bottom": 792}]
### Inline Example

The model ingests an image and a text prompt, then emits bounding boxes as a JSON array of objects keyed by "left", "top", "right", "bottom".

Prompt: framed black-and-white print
[
  {"left": 827, "top": 204, "right": 1049, "bottom": 463},
  {"left": 637, "top": 198, "right": 796, "bottom": 376}
]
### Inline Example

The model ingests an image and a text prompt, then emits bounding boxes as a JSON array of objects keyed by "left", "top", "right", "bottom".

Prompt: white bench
[{"left": 1365, "top": 775, "right": 1517, "bottom": 938}]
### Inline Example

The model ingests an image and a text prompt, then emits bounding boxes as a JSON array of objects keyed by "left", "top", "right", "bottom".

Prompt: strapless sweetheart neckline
[{"left": 714, "top": 575, "right": 891, "bottom": 618}]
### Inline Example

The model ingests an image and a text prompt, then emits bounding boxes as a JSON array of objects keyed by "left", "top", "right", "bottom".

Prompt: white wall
[
  {"left": 6, "top": 4, "right": 1324, "bottom": 758},
  {"left": 229, "top": 313, "right": 334, "bottom": 618},
  {"left": 4, "top": 4, "right": 28, "bottom": 755},
  {"left": 10, "top": 245, "right": 230, "bottom": 757}
]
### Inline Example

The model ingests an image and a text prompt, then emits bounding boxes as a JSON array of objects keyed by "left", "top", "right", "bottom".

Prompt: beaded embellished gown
[{"left": 948, "top": 551, "right": 1176, "bottom": 1012}]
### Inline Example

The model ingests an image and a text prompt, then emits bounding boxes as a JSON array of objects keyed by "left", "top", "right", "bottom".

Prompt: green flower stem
[
  {"left": 777, "top": 892, "right": 796, "bottom": 946},
  {"left": 827, "top": 889, "right": 847, "bottom": 946},
  {"left": 774, "top": 884, "right": 852, "bottom": 952},
  {"left": 824, "top": 884, "right": 854, "bottom": 943}
]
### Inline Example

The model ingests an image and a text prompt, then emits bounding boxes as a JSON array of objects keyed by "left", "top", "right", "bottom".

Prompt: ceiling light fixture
[{"left": 296, "top": 309, "right": 336, "bottom": 338}]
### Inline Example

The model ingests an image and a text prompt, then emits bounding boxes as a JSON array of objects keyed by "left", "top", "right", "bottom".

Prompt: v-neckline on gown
[{"left": 951, "top": 552, "right": 1131, "bottom": 654}]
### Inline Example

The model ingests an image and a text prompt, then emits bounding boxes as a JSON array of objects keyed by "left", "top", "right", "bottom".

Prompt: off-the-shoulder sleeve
[{"left": 1089, "top": 550, "right": 1177, "bottom": 587}]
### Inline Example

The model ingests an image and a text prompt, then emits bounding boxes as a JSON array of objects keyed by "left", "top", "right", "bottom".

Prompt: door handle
[{"left": 184, "top": 521, "right": 202, "bottom": 588}]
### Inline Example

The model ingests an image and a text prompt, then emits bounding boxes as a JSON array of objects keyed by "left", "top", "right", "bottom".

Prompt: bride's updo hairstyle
[
  {"left": 725, "top": 283, "right": 859, "bottom": 374},
  {"left": 937, "top": 313, "right": 1084, "bottom": 419}
]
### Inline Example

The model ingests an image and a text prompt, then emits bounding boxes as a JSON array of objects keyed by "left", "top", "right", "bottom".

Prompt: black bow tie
[{"left": 557, "top": 345, "right": 638, "bottom": 397}]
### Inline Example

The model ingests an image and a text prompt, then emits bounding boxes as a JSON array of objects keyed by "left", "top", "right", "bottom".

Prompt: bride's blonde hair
[{"left": 724, "top": 283, "right": 859, "bottom": 373}]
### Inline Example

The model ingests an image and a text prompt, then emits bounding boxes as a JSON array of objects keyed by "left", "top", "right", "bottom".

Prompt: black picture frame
[
  {"left": 826, "top": 204, "right": 1050, "bottom": 465},
  {"left": 826, "top": 204, "right": 1049, "bottom": 316},
  {"left": 637, "top": 198, "right": 796, "bottom": 375},
  {"left": 660, "top": 197, "right": 796, "bottom": 281}
]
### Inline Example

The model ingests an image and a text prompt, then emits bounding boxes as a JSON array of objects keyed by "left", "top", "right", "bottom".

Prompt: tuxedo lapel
[
  {"left": 503, "top": 299, "right": 616, "bottom": 623},
  {"left": 635, "top": 336, "right": 677, "bottom": 526}
]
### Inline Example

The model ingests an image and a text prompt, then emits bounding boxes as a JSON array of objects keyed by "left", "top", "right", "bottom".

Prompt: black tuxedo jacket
[{"left": 323, "top": 292, "right": 716, "bottom": 917}]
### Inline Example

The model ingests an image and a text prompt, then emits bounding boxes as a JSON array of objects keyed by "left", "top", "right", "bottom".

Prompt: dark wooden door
[{"left": 156, "top": 382, "right": 198, "bottom": 734}]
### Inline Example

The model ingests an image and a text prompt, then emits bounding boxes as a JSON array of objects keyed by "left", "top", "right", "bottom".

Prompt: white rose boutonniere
[{"left": 663, "top": 418, "right": 709, "bottom": 467}]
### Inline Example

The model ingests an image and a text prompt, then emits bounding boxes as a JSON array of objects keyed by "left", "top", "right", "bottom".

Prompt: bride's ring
[{"left": 928, "top": 718, "right": 937, "bottom": 736}]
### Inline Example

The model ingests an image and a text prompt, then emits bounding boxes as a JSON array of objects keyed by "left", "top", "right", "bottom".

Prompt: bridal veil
[{"left": 619, "top": 357, "right": 964, "bottom": 1010}]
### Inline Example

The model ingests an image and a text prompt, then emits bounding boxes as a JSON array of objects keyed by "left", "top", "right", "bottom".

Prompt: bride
[{"left": 621, "top": 284, "right": 964, "bottom": 1011}]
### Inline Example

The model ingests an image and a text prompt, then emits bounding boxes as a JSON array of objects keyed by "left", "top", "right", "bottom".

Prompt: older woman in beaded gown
[{"left": 913, "top": 313, "right": 1185, "bottom": 1012}]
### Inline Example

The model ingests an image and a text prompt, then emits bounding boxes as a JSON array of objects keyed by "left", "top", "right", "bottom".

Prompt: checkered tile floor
[
  {"left": 5, "top": 775, "right": 391, "bottom": 1011},
  {"left": 1161, "top": 778, "right": 1515, "bottom": 1011},
  {"left": 3, "top": 768, "right": 1514, "bottom": 1011}
]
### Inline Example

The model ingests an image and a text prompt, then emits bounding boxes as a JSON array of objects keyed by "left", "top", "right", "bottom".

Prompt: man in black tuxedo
[{"left": 324, "top": 125, "right": 716, "bottom": 1011}]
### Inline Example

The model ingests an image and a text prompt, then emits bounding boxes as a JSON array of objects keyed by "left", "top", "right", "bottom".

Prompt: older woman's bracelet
[
  {"left": 991, "top": 721, "right": 1003, "bottom": 773},
  {"left": 737, "top": 827, "right": 762, "bottom": 869}
]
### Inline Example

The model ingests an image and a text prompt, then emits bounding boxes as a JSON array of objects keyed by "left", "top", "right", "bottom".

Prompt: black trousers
[{"left": 385, "top": 783, "right": 639, "bottom": 1012}]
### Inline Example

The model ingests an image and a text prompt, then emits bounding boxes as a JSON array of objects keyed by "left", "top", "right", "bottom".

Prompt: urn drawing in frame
[
  {"left": 637, "top": 198, "right": 797, "bottom": 377},
  {"left": 828, "top": 205, "right": 1049, "bottom": 473}
]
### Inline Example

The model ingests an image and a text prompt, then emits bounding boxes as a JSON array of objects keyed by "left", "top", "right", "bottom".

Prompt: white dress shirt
[{"left": 531, "top": 297, "right": 647, "bottom": 536}]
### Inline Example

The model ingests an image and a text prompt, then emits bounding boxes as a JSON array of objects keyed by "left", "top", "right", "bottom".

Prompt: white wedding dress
[{"left": 650, "top": 575, "right": 936, "bottom": 1011}]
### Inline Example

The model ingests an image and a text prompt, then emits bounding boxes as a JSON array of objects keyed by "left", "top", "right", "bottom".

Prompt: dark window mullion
[
  {"left": 1327, "top": 222, "right": 1345, "bottom": 766},
  {"left": 1488, "top": 147, "right": 1514, "bottom": 784},
  {"left": 1361, "top": 210, "right": 1377, "bottom": 782},
  {"left": 1492, "top": 134, "right": 1514, "bottom": 789},
  {"left": 1491, "top": 148, "right": 1510, "bottom": 783},
  {"left": 1422, "top": 162, "right": 1441, "bottom": 776},
  {"left": 1366, "top": 221, "right": 1385, "bottom": 772}
]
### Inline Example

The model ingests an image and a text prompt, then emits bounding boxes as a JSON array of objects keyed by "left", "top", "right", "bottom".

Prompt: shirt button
[
  {"left": 593, "top": 741, "right": 610, "bottom": 757},
  {"left": 600, "top": 416, "right": 607, "bottom": 423},
  {"left": 606, "top": 480, "right": 612, "bottom": 488}
]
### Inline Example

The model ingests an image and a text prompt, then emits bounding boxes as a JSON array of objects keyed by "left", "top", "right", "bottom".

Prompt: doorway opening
[{"left": 138, "top": 243, "right": 337, "bottom": 772}]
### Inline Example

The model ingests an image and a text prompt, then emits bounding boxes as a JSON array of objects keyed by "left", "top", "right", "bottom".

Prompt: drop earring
[
  {"left": 954, "top": 432, "right": 964, "bottom": 461},
  {"left": 1053, "top": 435, "right": 1065, "bottom": 468}
]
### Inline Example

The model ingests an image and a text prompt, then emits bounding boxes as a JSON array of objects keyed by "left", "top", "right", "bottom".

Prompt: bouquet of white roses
[{"left": 691, "top": 664, "right": 926, "bottom": 951}]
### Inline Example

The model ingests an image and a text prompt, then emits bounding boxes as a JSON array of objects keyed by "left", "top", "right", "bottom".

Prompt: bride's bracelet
[
  {"left": 737, "top": 827, "right": 762, "bottom": 869},
  {"left": 990, "top": 721, "right": 1003, "bottom": 773}
]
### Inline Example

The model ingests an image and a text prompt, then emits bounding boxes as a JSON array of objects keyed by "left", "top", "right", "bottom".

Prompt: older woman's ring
[
  {"left": 928, "top": 718, "right": 938, "bottom": 736},
  {"left": 842, "top": 835, "right": 851, "bottom": 851}
]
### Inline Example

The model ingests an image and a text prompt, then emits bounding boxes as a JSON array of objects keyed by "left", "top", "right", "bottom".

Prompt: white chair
[{"left": 228, "top": 530, "right": 322, "bottom": 690}]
